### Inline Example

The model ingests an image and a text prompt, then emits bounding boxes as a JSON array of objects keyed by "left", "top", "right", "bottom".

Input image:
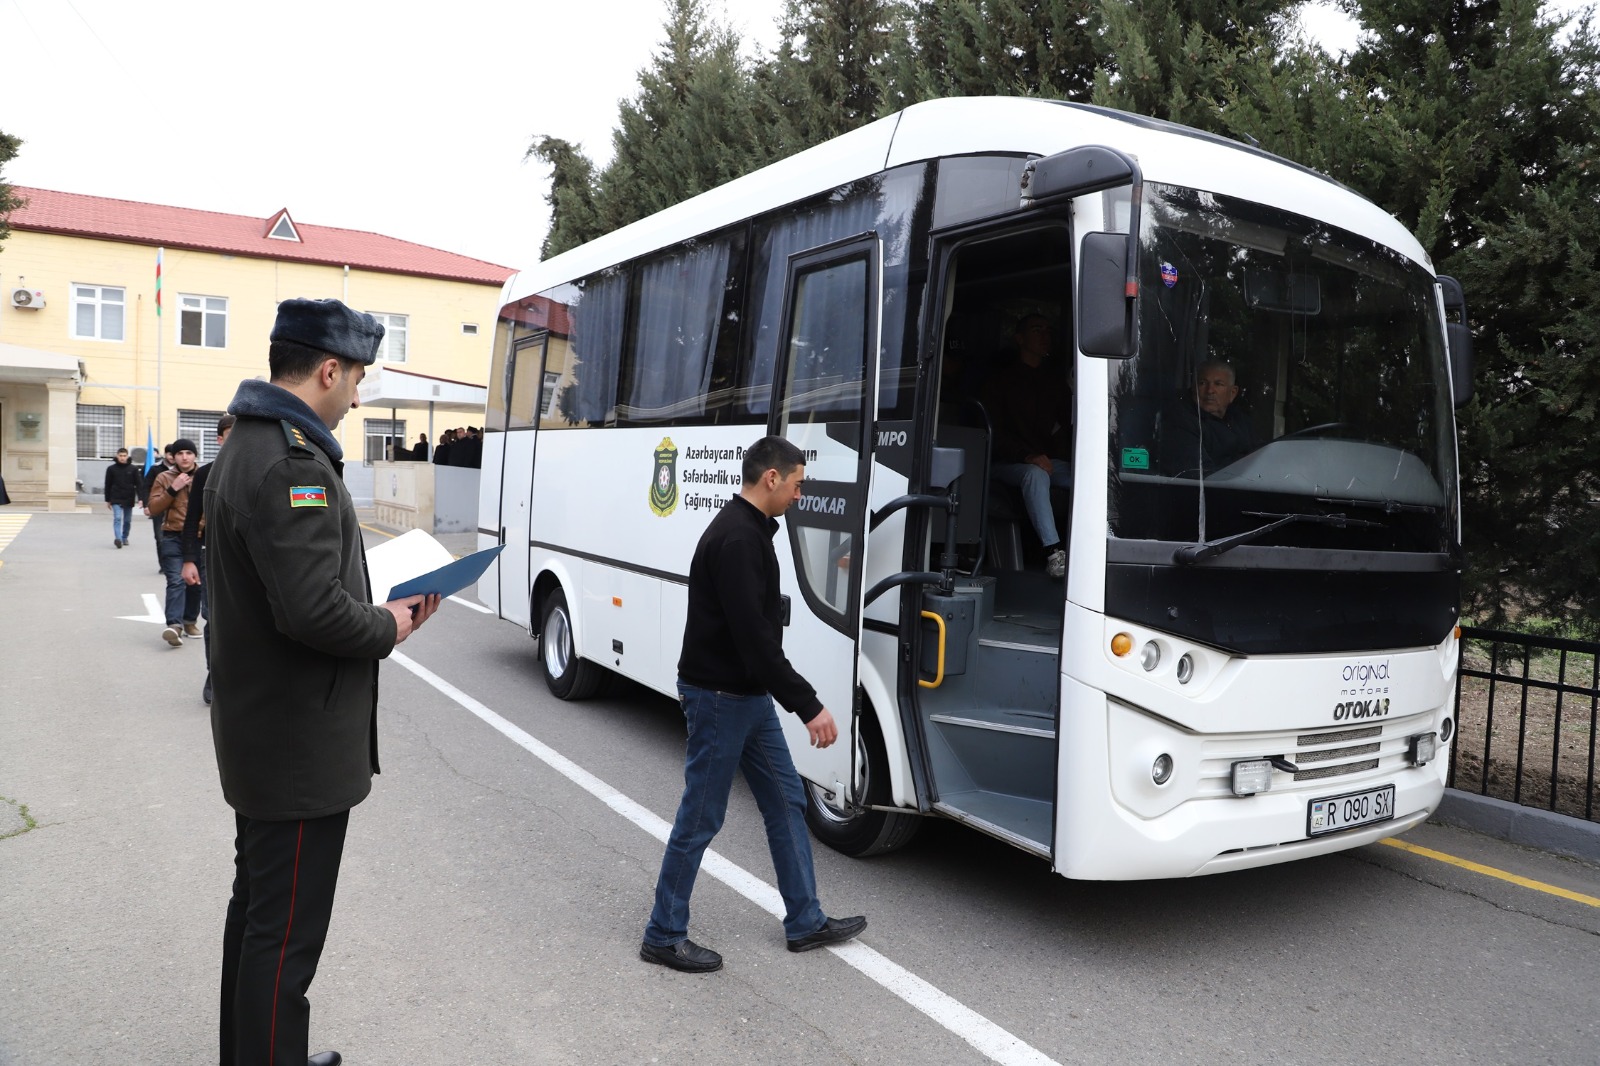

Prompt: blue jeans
[
  {"left": 110, "top": 504, "right": 133, "bottom": 542},
  {"left": 156, "top": 533, "right": 201, "bottom": 626},
  {"left": 993, "top": 458, "right": 1072, "bottom": 548},
  {"left": 644, "top": 683, "right": 827, "bottom": 946}
]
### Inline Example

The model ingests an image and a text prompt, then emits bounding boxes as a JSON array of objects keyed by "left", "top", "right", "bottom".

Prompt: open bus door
[{"left": 766, "top": 235, "right": 881, "bottom": 810}]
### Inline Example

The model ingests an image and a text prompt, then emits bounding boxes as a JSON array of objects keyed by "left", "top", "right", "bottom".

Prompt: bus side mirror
[
  {"left": 1078, "top": 232, "right": 1137, "bottom": 358},
  {"left": 1439, "top": 275, "right": 1473, "bottom": 408}
]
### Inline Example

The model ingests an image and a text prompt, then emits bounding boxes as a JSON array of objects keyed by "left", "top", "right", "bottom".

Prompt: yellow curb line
[
  {"left": 360, "top": 523, "right": 396, "bottom": 539},
  {"left": 1380, "top": 837, "right": 1600, "bottom": 908}
]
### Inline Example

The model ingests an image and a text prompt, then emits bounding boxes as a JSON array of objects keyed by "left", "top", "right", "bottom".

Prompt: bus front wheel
[
  {"left": 540, "top": 589, "right": 604, "bottom": 700},
  {"left": 802, "top": 715, "right": 920, "bottom": 858}
]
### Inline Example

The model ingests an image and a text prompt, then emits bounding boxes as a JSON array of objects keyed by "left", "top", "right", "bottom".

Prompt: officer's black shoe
[
  {"left": 307, "top": 1052, "right": 342, "bottom": 1066},
  {"left": 787, "top": 915, "right": 867, "bottom": 952},
  {"left": 640, "top": 938, "right": 723, "bottom": 973},
  {"left": 202, "top": 675, "right": 213, "bottom": 705}
]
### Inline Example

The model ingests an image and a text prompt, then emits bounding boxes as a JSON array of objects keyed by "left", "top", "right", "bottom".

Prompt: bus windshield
[{"left": 1108, "top": 184, "right": 1459, "bottom": 557}]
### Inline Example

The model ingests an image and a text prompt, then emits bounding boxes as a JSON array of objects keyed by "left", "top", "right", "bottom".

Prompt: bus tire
[
  {"left": 539, "top": 588, "right": 604, "bottom": 700},
  {"left": 803, "top": 710, "right": 920, "bottom": 858}
]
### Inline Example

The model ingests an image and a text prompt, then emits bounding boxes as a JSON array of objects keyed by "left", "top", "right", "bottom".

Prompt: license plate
[{"left": 1307, "top": 784, "right": 1395, "bottom": 837}]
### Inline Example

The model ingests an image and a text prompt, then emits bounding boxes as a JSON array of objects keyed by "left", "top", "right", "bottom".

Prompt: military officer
[{"left": 206, "top": 297, "right": 441, "bottom": 1066}]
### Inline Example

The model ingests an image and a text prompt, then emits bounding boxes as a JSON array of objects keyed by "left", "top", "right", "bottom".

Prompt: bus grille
[{"left": 1294, "top": 759, "right": 1380, "bottom": 782}]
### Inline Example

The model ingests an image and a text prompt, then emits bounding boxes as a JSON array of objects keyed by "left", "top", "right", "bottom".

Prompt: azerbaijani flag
[
  {"left": 155, "top": 247, "right": 163, "bottom": 317},
  {"left": 143, "top": 425, "right": 155, "bottom": 475},
  {"left": 289, "top": 486, "right": 328, "bottom": 508}
]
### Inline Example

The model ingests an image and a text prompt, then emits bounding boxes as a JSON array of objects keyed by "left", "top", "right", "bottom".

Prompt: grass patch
[{"left": 0, "top": 795, "right": 36, "bottom": 840}]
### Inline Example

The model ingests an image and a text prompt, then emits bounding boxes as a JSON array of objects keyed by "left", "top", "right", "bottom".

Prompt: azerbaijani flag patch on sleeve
[{"left": 289, "top": 485, "right": 329, "bottom": 508}]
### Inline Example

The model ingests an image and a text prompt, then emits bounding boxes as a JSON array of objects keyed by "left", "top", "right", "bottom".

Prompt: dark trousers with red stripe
[{"left": 221, "top": 810, "right": 349, "bottom": 1066}]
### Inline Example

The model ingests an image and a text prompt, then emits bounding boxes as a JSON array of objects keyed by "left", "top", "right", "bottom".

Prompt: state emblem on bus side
[{"left": 650, "top": 437, "right": 679, "bottom": 517}]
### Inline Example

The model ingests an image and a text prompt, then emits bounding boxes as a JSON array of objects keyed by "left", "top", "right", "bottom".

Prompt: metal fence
[{"left": 1452, "top": 626, "right": 1600, "bottom": 821}]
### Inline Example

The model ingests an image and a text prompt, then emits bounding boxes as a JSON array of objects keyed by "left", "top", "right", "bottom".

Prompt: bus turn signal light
[{"left": 1111, "top": 633, "right": 1133, "bottom": 657}]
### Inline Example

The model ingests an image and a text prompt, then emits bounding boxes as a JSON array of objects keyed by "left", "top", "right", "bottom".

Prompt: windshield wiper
[
  {"left": 1173, "top": 511, "right": 1384, "bottom": 565},
  {"left": 1316, "top": 496, "right": 1441, "bottom": 515}
]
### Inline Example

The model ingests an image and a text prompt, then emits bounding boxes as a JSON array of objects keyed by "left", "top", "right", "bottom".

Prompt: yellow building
[{"left": 0, "top": 186, "right": 515, "bottom": 509}]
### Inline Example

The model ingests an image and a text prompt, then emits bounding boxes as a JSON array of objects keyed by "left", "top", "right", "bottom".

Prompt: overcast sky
[{"left": 1, "top": 0, "right": 1588, "bottom": 278}]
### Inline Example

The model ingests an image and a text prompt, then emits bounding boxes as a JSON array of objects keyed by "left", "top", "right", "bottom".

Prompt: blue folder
[{"left": 385, "top": 544, "right": 504, "bottom": 602}]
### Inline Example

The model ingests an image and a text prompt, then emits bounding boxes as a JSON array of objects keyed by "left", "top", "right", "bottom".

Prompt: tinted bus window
[
  {"left": 549, "top": 270, "right": 628, "bottom": 428},
  {"left": 617, "top": 229, "right": 745, "bottom": 426}
]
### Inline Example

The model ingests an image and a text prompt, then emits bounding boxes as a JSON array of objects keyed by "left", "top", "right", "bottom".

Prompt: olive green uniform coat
[{"left": 206, "top": 414, "right": 396, "bottom": 820}]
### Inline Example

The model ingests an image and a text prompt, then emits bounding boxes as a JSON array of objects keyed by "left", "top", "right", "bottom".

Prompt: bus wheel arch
[
  {"left": 538, "top": 586, "right": 604, "bottom": 701},
  {"left": 803, "top": 698, "right": 921, "bottom": 858}
]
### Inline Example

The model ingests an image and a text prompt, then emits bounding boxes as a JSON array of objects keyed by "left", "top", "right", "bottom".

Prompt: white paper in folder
[{"left": 363, "top": 529, "right": 457, "bottom": 604}]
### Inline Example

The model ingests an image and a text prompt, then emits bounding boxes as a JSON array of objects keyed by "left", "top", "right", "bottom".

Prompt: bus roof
[{"left": 510, "top": 97, "right": 1431, "bottom": 303}]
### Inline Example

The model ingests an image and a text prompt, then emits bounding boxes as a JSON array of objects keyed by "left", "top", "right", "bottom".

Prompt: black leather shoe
[
  {"left": 307, "top": 1053, "right": 342, "bottom": 1066},
  {"left": 640, "top": 938, "right": 723, "bottom": 972},
  {"left": 787, "top": 915, "right": 867, "bottom": 952}
]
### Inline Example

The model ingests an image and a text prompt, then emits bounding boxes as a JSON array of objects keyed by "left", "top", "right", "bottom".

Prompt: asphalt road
[{"left": 4, "top": 510, "right": 1600, "bottom": 1066}]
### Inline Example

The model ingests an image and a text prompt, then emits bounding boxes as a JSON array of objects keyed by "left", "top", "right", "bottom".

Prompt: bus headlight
[
  {"left": 1176, "top": 653, "right": 1194, "bottom": 684},
  {"left": 1408, "top": 732, "right": 1438, "bottom": 766},
  {"left": 1440, "top": 717, "right": 1454, "bottom": 743},
  {"left": 1231, "top": 759, "right": 1274, "bottom": 796},
  {"left": 1140, "top": 641, "right": 1161, "bottom": 671},
  {"left": 1151, "top": 754, "right": 1174, "bottom": 785}
]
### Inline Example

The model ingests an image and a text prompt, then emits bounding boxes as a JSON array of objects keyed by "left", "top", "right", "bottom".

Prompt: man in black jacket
[
  {"left": 140, "top": 443, "right": 176, "bottom": 568},
  {"left": 103, "top": 447, "right": 141, "bottom": 547},
  {"left": 1158, "top": 359, "right": 1262, "bottom": 476},
  {"left": 641, "top": 435, "right": 867, "bottom": 973},
  {"left": 181, "top": 413, "right": 235, "bottom": 704},
  {"left": 207, "top": 298, "right": 440, "bottom": 1066}
]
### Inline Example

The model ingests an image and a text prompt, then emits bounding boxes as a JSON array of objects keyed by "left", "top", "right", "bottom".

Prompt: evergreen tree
[
  {"left": 0, "top": 129, "right": 23, "bottom": 249},
  {"left": 1332, "top": 0, "right": 1600, "bottom": 626},
  {"left": 595, "top": 0, "right": 767, "bottom": 231},
  {"left": 525, "top": 136, "right": 603, "bottom": 259},
  {"left": 765, "top": 0, "right": 898, "bottom": 152},
  {"left": 882, "top": 0, "right": 1101, "bottom": 109},
  {"left": 1091, "top": 0, "right": 1302, "bottom": 131}
]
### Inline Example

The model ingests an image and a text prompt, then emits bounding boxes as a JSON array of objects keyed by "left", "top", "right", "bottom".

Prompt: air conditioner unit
[{"left": 11, "top": 288, "right": 45, "bottom": 309}]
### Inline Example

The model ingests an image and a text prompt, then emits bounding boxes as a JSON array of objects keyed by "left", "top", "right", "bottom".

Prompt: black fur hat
[{"left": 270, "top": 298, "right": 385, "bottom": 365}]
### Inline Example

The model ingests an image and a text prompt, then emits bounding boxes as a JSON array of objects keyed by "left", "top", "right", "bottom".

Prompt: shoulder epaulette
[{"left": 281, "top": 420, "right": 314, "bottom": 453}]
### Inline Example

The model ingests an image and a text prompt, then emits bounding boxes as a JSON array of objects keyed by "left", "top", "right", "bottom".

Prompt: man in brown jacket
[
  {"left": 146, "top": 437, "right": 202, "bottom": 647},
  {"left": 207, "top": 297, "right": 440, "bottom": 1066}
]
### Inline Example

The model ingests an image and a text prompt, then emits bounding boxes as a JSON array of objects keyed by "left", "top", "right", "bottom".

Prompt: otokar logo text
[{"left": 1332, "top": 698, "right": 1391, "bottom": 722}]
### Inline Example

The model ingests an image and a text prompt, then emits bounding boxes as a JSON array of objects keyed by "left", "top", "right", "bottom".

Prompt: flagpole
[{"left": 155, "top": 247, "right": 164, "bottom": 447}]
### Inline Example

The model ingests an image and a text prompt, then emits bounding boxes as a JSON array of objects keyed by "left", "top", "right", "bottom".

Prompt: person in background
[
  {"left": 148, "top": 439, "right": 202, "bottom": 648},
  {"left": 1159, "top": 359, "right": 1261, "bottom": 476},
  {"left": 410, "top": 433, "right": 429, "bottom": 461},
  {"left": 983, "top": 313, "right": 1073, "bottom": 578},
  {"left": 182, "top": 413, "right": 236, "bottom": 704},
  {"left": 104, "top": 447, "right": 141, "bottom": 548},
  {"left": 449, "top": 426, "right": 482, "bottom": 469},
  {"left": 141, "top": 444, "right": 177, "bottom": 571},
  {"left": 431, "top": 428, "right": 456, "bottom": 466}
]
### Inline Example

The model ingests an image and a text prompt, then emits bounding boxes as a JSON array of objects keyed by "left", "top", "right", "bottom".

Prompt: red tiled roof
[
  {"left": 500, "top": 292, "right": 572, "bottom": 336},
  {"left": 7, "top": 186, "right": 516, "bottom": 286}
]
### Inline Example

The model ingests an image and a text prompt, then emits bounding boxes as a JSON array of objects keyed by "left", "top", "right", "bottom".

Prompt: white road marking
[
  {"left": 447, "top": 594, "right": 492, "bottom": 614},
  {"left": 390, "top": 651, "right": 1063, "bottom": 1066},
  {"left": 118, "top": 593, "right": 166, "bottom": 624}
]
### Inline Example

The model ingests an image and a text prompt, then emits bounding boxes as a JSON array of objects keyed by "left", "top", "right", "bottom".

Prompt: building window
[
  {"left": 72, "top": 285, "right": 125, "bottom": 341},
  {"left": 178, "top": 409, "right": 229, "bottom": 461},
  {"left": 179, "top": 294, "right": 228, "bottom": 348},
  {"left": 368, "top": 312, "right": 408, "bottom": 363},
  {"left": 76, "top": 404, "right": 125, "bottom": 459},
  {"left": 363, "top": 418, "right": 406, "bottom": 463},
  {"left": 540, "top": 371, "right": 560, "bottom": 418},
  {"left": 462, "top": 323, "right": 479, "bottom": 336}
]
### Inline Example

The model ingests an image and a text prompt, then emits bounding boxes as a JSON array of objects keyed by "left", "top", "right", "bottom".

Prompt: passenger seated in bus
[
  {"left": 1158, "top": 359, "right": 1262, "bottom": 476},
  {"left": 982, "top": 313, "right": 1072, "bottom": 578}
]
